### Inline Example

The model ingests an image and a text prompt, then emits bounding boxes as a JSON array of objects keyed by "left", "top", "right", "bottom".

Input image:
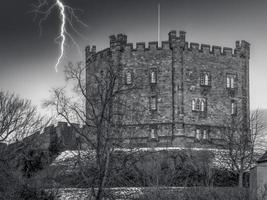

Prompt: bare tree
[
  {"left": 45, "top": 56, "right": 146, "bottom": 199},
  {"left": 219, "top": 109, "right": 266, "bottom": 187},
  {"left": 0, "top": 91, "right": 51, "bottom": 199},
  {"left": 0, "top": 91, "right": 45, "bottom": 142}
]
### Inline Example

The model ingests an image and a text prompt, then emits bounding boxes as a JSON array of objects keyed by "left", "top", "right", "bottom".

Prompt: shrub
[{"left": 18, "top": 184, "right": 56, "bottom": 200}]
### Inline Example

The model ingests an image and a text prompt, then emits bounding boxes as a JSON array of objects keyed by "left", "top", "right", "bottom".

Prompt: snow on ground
[
  {"left": 52, "top": 150, "right": 95, "bottom": 165},
  {"left": 51, "top": 147, "right": 229, "bottom": 169},
  {"left": 54, "top": 186, "right": 186, "bottom": 200}
]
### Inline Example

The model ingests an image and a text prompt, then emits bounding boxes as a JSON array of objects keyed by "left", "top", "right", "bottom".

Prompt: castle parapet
[
  {"left": 162, "top": 41, "right": 169, "bottom": 49},
  {"left": 234, "top": 40, "right": 250, "bottom": 58},
  {"left": 110, "top": 33, "right": 127, "bottom": 49},
  {"left": 223, "top": 47, "right": 233, "bottom": 56},
  {"left": 168, "top": 30, "right": 177, "bottom": 41},
  {"left": 125, "top": 43, "right": 133, "bottom": 51},
  {"left": 201, "top": 44, "right": 211, "bottom": 54},
  {"left": 212, "top": 45, "right": 222, "bottom": 55},
  {"left": 190, "top": 43, "right": 200, "bottom": 51},
  {"left": 148, "top": 41, "right": 158, "bottom": 49},
  {"left": 240, "top": 40, "right": 250, "bottom": 58},
  {"left": 179, "top": 31, "right": 186, "bottom": 42},
  {"left": 136, "top": 42, "right": 145, "bottom": 51},
  {"left": 87, "top": 31, "right": 249, "bottom": 61},
  {"left": 85, "top": 45, "right": 96, "bottom": 58}
]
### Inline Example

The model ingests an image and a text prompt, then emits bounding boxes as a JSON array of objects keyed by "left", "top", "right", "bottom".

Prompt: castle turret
[
  {"left": 109, "top": 33, "right": 127, "bottom": 50},
  {"left": 240, "top": 40, "right": 250, "bottom": 58}
]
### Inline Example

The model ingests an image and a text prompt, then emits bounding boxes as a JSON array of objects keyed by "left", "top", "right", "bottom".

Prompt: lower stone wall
[{"left": 53, "top": 187, "right": 248, "bottom": 200}]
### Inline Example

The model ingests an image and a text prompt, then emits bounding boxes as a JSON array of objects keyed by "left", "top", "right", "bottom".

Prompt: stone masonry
[{"left": 85, "top": 30, "right": 250, "bottom": 148}]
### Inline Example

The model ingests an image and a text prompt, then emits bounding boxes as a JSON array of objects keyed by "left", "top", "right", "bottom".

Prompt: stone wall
[
  {"left": 85, "top": 30, "right": 250, "bottom": 148},
  {"left": 16, "top": 122, "right": 81, "bottom": 151}
]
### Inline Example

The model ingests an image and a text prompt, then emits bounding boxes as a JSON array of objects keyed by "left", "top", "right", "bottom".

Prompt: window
[
  {"left": 200, "top": 99, "right": 206, "bottom": 112},
  {"left": 200, "top": 72, "right": 211, "bottom": 86},
  {"left": 226, "top": 74, "right": 236, "bottom": 89},
  {"left": 150, "top": 69, "right": 157, "bottom": 84},
  {"left": 231, "top": 101, "right": 237, "bottom": 115},
  {"left": 125, "top": 70, "right": 132, "bottom": 85},
  {"left": 203, "top": 130, "right": 208, "bottom": 140},
  {"left": 192, "top": 98, "right": 206, "bottom": 112},
  {"left": 195, "top": 128, "right": 210, "bottom": 141},
  {"left": 195, "top": 129, "right": 201, "bottom": 140},
  {"left": 150, "top": 96, "right": 157, "bottom": 111},
  {"left": 150, "top": 127, "right": 158, "bottom": 140},
  {"left": 192, "top": 99, "right": 196, "bottom": 111}
]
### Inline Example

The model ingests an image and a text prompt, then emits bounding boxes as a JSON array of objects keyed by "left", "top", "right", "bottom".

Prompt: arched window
[
  {"left": 150, "top": 69, "right": 157, "bottom": 84},
  {"left": 150, "top": 128, "right": 156, "bottom": 139},
  {"left": 200, "top": 72, "right": 210, "bottom": 86},
  {"left": 231, "top": 101, "right": 237, "bottom": 115},
  {"left": 226, "top": 74, "right": 237, "bottom": 89},
  {"left": 150, "top": 96, "right": 157, "bottom": 111},
  {"left": 192, "top": 99, "right": 196, "bottom": 111},
  {"left": 192, "top": 98, "right": 207, "bottom": 113},
  {"left": 226, "top": 76, "right": 230, "bottom": 88},
  {"left": 230, "top": 77, "right": 235, "bottom": 88},
  {"left": 150, "top": 126, "right": 158, "bottom": 141},
  {"left": 125, "top": 71, "right": 132, "bottom": 85},
  {"left": 200, "top": 99, "right": 206, "bottom": 112},
  {"left": 204, "top": 73, "right": 209, "bottom": 85},
  {"left": 196, "top": 129, "right": 201, "bottom": 140}
]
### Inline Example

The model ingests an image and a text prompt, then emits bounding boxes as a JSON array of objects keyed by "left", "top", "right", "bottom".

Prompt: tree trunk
[
  {"left": 95, "top": 150, "right": 111, "bottom": 200},
  {"left": 238, "top": 171, "right": 244, "bottom": 188}
]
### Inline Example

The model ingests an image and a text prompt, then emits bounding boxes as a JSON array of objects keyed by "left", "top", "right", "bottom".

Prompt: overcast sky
[{"left": 1, "top": 0, "right": 267, "bottom": 112}]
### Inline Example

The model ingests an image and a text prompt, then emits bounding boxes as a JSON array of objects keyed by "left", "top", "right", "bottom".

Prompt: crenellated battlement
[
  {"left": 236, "top": 40, "right": 250, "bottom": 58},
  {"left": 190, "top": 43, "right": 200, "bottom": 51},
  {"left": 94, "top": 48, "right": 110, "bottom": 60},
  {"left": 85, "top": 45, "right": 96, "bottom": 59},
  {"left": 125, "top": 41, "right": 170, "bottom": 51},
  {"left": 184, "top": 41, "right": 248, "bottom": 57},
  {"left": 110, "top": 33, "right": 127, "bottom": 49},
  {"left": 86, "top": 30, "right": 250, "bottom": 63},
  {"left": 212, "top": 46, "right": 222, "bottom": 55},
  {"left": 200, "top": 44, "right": 211, "bottom": 54},
  {"left": 86, "top": 47, "right": 110, "bottom": 63}
]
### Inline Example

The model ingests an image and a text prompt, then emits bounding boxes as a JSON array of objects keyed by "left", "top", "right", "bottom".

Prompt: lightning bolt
[
  {"left": 31, "top": 0, "right": 88, "bottom": 73},
  {"left": 55, "top": 0, "right": 65, "bottom": 73}
]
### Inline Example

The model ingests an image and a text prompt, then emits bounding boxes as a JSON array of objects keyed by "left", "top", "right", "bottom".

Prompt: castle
[{"left": 85, "top": 30, "right": 250, "bottom": 148}]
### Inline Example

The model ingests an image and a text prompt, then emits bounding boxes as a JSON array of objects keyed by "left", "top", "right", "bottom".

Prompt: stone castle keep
[{"left": 85, "top": 30, "right": 250, "bottom": 148}]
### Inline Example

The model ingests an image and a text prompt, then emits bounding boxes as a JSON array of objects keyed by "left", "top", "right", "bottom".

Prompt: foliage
[
  {"left": 0, "top": 90, "right": 52, "bottom": 199},
  {"left": 49, "top": 149, "right": 241, "bottom": 188},
  {"left": 44, "top": 57, "right": 146, "bottom": 200},
  {"left": 18, "top": 184, "right": 56, "bottom": 200},
  {"left": 0, "top": 90, "right": 46, "bottom": 142},
  {"left": 219, "top": 109, "right": 266, "bottom": 187},
  {"left": 21, "top": 149, "right": 50, "bottom": 178}
]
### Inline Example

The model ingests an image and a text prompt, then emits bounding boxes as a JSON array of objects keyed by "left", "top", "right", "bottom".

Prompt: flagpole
[{"left": 158, "top": 3, "right": 160, "bottom": 47}]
